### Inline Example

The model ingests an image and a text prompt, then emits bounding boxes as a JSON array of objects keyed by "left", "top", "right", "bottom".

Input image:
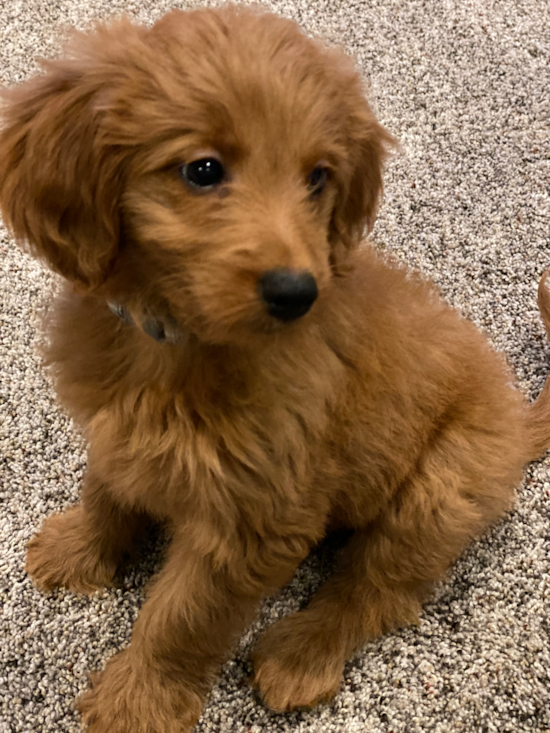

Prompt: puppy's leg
[
  {"left": 253, "top": 442, "right": 516, "bottom": 711},
  {"left": 78, "top": 529, "right": 305, "bottom": 733},
  {"left": 26, "top": 473, "right": 147, "bottom": 593}
]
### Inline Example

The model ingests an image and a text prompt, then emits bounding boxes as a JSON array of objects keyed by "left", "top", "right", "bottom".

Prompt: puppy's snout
[{"left": 259, "top": 269, "right": 318, "bottom": 321}]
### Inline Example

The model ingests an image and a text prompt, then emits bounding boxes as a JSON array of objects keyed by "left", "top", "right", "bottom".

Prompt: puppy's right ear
[{"left": 0, "top": 41, "right": 128, "bottom": 289}]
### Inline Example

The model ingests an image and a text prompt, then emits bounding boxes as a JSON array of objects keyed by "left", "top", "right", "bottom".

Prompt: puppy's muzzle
[{"left": 259, "top": 268, "right": 318, "bottom": 321}]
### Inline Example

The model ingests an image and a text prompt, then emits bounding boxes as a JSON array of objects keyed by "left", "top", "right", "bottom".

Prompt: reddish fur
[{"left": 1, "top": 7, "right": 549, "bottom": 732}]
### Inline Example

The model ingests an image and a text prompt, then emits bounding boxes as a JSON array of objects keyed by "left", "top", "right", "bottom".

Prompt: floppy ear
[
  {"left": 330, "top": 97, "right": 396, "bottom": 273},
  {"left": 0, "top": 36, "right": 132, "bottom": 289}
]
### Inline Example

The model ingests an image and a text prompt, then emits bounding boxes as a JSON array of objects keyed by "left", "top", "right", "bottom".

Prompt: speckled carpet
[{"left": 0, "top": 1, "right": 549, "bottom": 731}]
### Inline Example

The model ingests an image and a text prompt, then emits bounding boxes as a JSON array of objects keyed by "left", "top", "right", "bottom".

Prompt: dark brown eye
[
  {"left": 180, "top": 158, "right": 225, "bottom": 190},
  {"left": 307, "top": 166, "right": 328, "bottom": 195}
]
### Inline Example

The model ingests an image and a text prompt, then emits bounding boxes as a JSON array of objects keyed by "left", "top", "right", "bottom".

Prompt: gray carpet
[{"left": 1, "top": 0, "right": 549, "bottom": 731}]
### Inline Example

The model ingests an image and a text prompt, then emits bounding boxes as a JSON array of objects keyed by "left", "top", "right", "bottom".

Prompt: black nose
[{"left": 259, "top": 268, "right": 318, "bottom": 321}]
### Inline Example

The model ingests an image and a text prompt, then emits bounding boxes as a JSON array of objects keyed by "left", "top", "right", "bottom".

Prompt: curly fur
[{"left": 1, "top": 6, "right": 550, "bottom": 732}]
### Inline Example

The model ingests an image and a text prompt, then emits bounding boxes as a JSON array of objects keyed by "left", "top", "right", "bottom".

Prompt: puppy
[{"left": 1, "top": 6, "right": 549, "bottom": 732}]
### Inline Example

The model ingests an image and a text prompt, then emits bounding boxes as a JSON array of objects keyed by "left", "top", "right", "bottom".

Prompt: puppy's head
[{"left": 0, "top": 7, "right": 394, "bottom": 344}]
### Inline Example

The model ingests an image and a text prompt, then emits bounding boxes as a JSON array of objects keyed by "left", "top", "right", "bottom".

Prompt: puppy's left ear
[{"left": 330, "top": 97, "right": 396, "bottom": 272}]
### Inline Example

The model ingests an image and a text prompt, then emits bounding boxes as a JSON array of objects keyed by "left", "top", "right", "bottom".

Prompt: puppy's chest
[{"left": 89, "top": 385, "right": 326, "bottom": 520}]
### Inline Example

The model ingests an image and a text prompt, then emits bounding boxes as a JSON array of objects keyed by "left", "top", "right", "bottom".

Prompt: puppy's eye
[
  {"left": 307, "top": 166, "right": 328, "bottom": 195},
  {"left": 180, "top": 158, "right": 225, "bottom": 190}
]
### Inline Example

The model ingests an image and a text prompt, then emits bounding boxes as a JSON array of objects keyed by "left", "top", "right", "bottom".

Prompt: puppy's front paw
[
  {"left": 26, "top": 508, "right": 118, "bottom": 594},
  {"left": 252, "top": 612, "right": 345, "bottom": 712},
  {"left": 78, "top": 649, "right": 203, "bottom": 733}
]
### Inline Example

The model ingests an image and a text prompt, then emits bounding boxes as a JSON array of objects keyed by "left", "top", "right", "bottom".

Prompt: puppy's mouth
[
  {"left": 107, "top": 267, "right": 320, "bottom": 345},
  {"left": 258, "top": 268, "right": 318, "bottom": 322}
]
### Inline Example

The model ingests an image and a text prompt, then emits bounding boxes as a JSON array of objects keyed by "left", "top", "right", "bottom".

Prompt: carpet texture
[{"left": 1, "top": 1, "right": 549, "bottom": 731}]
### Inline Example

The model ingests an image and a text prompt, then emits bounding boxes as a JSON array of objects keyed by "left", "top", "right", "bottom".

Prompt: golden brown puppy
[{"left": 1, "top": 6, "right": 549, "bottom": 732}]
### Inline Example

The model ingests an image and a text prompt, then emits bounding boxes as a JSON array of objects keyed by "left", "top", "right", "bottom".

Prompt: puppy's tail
[{"left": 525, "top": 271, "right": 550, "bottom": 460}]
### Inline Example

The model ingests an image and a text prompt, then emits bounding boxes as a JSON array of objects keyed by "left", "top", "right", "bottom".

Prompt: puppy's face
[{"left": 0, "top": 7, "right": 394, "bottom": 345}]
